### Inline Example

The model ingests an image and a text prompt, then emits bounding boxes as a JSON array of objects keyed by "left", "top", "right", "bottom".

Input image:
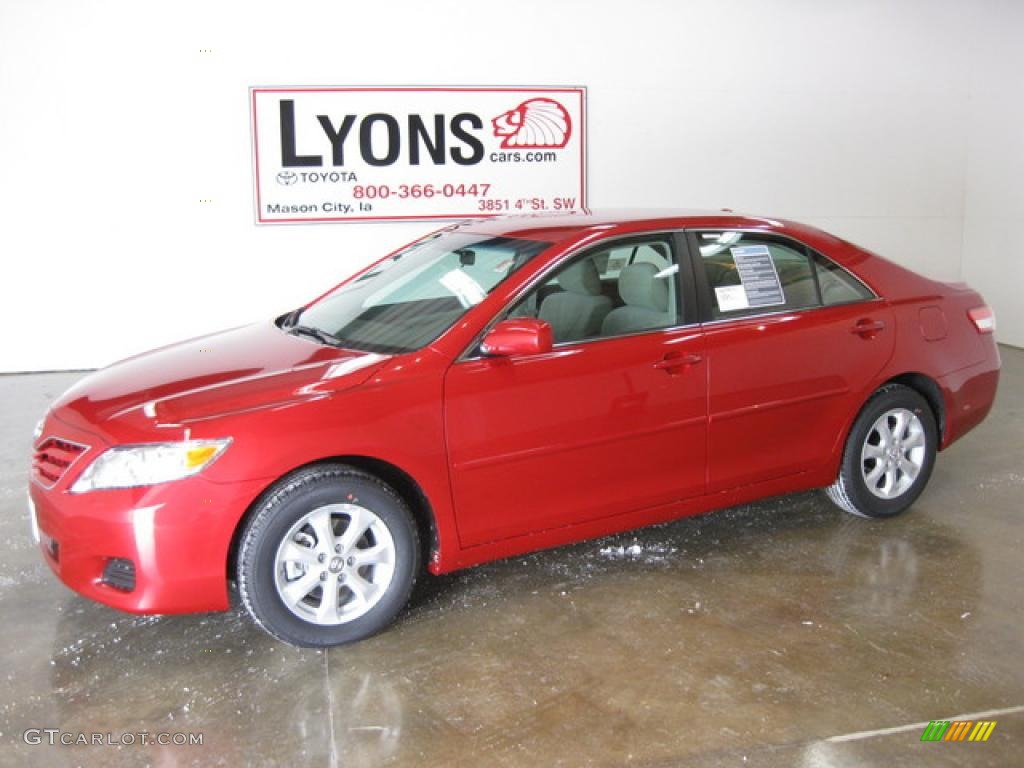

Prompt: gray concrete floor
[{"left": 1, "top": 349, "right": 1022, "bottom": 767}]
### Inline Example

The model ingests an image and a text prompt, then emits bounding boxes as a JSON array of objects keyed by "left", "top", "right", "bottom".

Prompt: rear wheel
[
  {"left": 237, "top": 464, "right": 419, "bottom": 647},
  {"left": 825, "top": 384, "right": 938, "bottom": 518}
]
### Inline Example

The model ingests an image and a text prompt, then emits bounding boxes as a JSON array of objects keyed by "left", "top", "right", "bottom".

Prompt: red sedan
[{"left": 29, "top": 211, "right": 1000, "bottom": 646}]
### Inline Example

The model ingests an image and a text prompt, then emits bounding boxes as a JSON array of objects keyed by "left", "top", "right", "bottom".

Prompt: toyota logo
[{"left": 276, "top": 171, "right": 298, "bottom": 185}]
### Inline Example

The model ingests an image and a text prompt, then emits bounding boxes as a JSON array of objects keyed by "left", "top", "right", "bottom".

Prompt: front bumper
[{"left": 29, "top": 423, "right": 267, "bottom": 615}]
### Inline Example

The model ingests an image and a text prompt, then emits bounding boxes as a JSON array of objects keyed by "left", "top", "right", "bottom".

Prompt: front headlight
[{"left": 70, "top": 439, "right": 232, "bottom": 493}]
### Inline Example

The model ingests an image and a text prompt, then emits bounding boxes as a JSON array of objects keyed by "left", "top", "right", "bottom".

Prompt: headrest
[
  {"left": 557, "top": 258, "right": 602, "bottom": 296},
  {"left": 619, "top": 262, "right": 669, "bottom": 311}
]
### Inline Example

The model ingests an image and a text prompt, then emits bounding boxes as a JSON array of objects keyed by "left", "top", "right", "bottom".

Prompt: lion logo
[{"left": 492, "top": 98, "right": 571, "bottom": 149}]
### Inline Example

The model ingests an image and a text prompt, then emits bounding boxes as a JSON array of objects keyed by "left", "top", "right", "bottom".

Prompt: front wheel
[
  {"left": 237, "top": 464, "right": 420, "bottom": 647},
  {"left": 825, "top": 384, "right": 938, "bottom": 518}
]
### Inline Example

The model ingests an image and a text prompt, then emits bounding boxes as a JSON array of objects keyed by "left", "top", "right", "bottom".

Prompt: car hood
[{"left": 49, "top": 321, "right": 390, "bottom": 443}]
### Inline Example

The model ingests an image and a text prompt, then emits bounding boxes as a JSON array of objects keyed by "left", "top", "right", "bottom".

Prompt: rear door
[{"left": 690, "top": 230, "right": 895, "bottom": 492}]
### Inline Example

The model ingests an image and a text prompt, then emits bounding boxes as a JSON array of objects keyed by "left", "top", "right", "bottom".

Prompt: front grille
[
  {"left": 32, "top": 437, "right": 88, "bottom": 488},
  {"left": 101, "top": 558, "right": 136, "bottom": 591}
]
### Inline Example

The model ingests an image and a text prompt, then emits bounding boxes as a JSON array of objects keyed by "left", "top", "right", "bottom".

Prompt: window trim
[
  {"left": 458, "top": 230, "right": 700, "bottom": 362},
  {"left": 686, "top": 229, "right": 878, "bottom": 325}
]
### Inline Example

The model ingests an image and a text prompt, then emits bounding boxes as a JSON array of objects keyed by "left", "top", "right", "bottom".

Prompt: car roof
[{"left": 453, "top": 208, "right": 844, "bottom": 250}]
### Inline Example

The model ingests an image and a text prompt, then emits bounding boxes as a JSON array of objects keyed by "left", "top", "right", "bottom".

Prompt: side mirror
[{"left": 480, "top": 318, "right": 553, "bottom": 357}]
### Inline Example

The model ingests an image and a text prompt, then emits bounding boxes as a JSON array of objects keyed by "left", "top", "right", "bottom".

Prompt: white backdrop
[{"left": 1, "top": 0, "right": 1021, "bottom": 371}]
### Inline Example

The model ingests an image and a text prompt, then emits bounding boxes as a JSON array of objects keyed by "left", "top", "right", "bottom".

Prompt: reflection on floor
[{"left": 1, "top": 347, "right": 1022, "bottom": 767}]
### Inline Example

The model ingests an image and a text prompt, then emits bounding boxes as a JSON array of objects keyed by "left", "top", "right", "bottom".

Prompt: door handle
[
  {"left": 851, "top": 318, "right": 886, "bottom": 338},
  {"left": 653, "top": 353, "right": 703, "bottom": 371}
]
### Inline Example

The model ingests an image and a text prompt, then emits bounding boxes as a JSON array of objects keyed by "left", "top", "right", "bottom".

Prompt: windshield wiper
[{"left": 287, "top": 324, "right": 342, "bottom": 347}]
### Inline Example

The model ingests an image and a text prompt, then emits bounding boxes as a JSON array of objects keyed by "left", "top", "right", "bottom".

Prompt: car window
[
  {"left": 814, "top": 254, "right": 874, "bottom": 304},
  {"left": 697, "top": 231, "right": 820, "bottom": 318},
  {"left": 592, "top": 246, "right": 630, "bottom": 279},
  {"left": 508, "top": 236, "right": 681, "bottom": 344},
  {"left": 297, "top": 233, "right": 550, "bottom": 354},
  {"left": 592, "top": 242, "right": 671, "bottom": 280},
  {"left": 367, "top": 243, "right": 521, "bottom": 304}
]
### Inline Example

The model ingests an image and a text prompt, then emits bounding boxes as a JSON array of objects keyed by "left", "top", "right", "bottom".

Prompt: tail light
[{"left": 967, "top": 306, "right": 996, "bottom": 334}]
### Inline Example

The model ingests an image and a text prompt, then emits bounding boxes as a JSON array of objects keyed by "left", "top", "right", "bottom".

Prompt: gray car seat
[
  {"left": 602, "top": 262, "right": 675, "bottom": 335},
  {"left": 538, "top": 258, "right": 613, "bottom": 342}
]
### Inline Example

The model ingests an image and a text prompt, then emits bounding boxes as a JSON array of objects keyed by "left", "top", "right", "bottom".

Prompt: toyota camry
[{"left": 29, "top": 211, "right": 1000, "bottom": 646}]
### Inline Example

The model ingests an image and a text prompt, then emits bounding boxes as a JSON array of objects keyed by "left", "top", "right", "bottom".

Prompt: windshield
[{"left": 290, "top": 232, "right": 551, "bottom": 354}]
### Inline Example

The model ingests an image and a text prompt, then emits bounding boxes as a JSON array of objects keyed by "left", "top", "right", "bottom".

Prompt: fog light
[{"left": 101, "top": 558, "right": 136, "bottom": 592}]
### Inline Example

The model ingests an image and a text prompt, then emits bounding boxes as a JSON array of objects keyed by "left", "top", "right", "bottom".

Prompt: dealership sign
[{"left": 251, "top": 86, "right": 587, "bottom": 223}]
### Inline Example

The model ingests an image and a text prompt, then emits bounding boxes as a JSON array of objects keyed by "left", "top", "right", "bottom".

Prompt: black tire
[
  {"left": 825, "top": 384, "right": 938, "bottom": 519},
  {"left": 237, "top": 464, "right": 419, "bottom": 647}
]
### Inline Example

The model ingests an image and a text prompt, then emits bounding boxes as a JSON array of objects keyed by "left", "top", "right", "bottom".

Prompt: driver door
[{"left": 443, "top": 233, "right": 707, "bottom": 547}]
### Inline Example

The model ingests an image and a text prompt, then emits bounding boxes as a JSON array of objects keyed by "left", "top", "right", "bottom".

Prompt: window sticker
[
  {"left": 715, "top": 285, "right": 750, "bottom": 312},
  {"left": 730, "top": 245, "right": 786, "bottom": 308}
]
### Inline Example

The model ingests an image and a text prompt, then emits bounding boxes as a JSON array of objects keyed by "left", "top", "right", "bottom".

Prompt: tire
[
  {"left": 825, "top": 384, "right": 938, "bottom": 519},
  {"left": 237, "top": 464, "right": 420, "bottom": 647}
]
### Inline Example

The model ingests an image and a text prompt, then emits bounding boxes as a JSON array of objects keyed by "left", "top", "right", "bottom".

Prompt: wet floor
[{"left": 1, "top": 349, "right": 1021, "bottom": 767}]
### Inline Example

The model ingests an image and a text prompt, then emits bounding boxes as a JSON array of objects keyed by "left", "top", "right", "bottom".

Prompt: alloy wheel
[
  {"left": 860, "top": 408, "right": 927, "bottom": 500},
  {"left": 273, "top": 503, "right": 396, "bottom": 625}
]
